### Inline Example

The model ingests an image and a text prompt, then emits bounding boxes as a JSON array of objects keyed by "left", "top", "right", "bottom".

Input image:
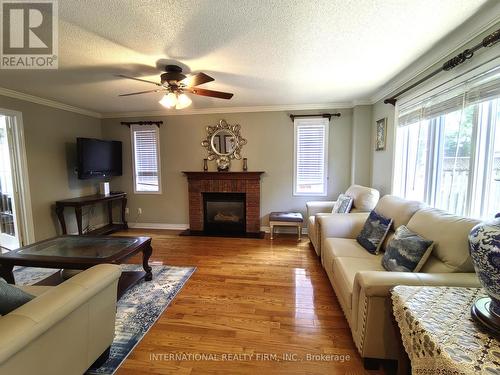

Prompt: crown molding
[
  {"left": 369, "top": 13, "right": 500, "bottom": 104},
  {"left": 100, "top": 102, "right": 356, "bottom": 118},
  {"left": 0, "top": 84, "right": 368, "bottom": 119},
  {"left": 0, "top": 86, "right": 102, "bottom": 118},
  {"left": 351, "top": 99, "right": 373, "bottom": 106}
]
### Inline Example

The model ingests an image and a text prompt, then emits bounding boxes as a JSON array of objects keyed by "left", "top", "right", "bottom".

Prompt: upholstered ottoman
[{"left": 269, "top": 212, "right": 304, "bottom": 240}]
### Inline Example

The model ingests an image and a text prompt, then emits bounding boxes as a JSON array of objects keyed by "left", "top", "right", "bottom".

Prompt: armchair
[{"left": 306, "top": 185, "right": 379, "bottom": 255}]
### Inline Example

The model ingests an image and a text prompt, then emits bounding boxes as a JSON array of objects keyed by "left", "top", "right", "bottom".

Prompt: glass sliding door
[{"left": 0, "top": 115, "right": 20, "bottom": 249}]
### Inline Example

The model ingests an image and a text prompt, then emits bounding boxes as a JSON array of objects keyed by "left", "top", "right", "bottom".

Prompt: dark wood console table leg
[
  {"left": 121, "top": 197, "right": 128, "bottom": 229},
  {"left": 0, "top": 264, "right": 15, "bottom": 284},
  {"left": 107, "top": 201, "right": 113, "bottom": 225},
  {"left": 75, "top": 206, "right": 83, "bottom": 235},
  {"left": 142, "top": 243, "right": 153, "bottom": 281},
  {"left": 55, "top": 205, "right": 67, "bottom": 235}
]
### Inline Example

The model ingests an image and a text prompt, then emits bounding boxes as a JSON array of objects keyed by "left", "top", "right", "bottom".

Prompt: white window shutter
[
  {"left": 294, "top": 118, "right": 329, "bottom": 196},
  {"left": 131, "top": 125, "right": 161, "bottom": 193}
]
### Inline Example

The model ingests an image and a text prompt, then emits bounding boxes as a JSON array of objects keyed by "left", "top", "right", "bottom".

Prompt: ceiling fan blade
[
  {"left": 186, "top": 87, "right": 233, "bottom": 99},
  {"left": 119, "top": 89, "right": 165, "bottom": 97},
  {"left": 115, "top": 74, "right": 162, "bottom": 87},
  {"left": 180, "top": 72, "right": 214, "bottom": 87}
]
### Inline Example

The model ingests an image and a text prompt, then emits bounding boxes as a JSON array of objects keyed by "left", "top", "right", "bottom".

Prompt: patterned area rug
[{"left": 14, "top": 264, "right": 196, "bottom": 375}]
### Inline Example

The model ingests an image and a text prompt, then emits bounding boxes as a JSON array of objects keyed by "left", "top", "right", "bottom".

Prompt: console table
[
  {"left": 55, "top": 192, "right": 128, "bottom": 235},
  {"left": 391, "top": 286, "right": 499, "bottom": 374}
]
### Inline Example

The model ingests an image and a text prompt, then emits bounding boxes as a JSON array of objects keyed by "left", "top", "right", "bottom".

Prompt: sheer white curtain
[{"left": 394, "top": 67, "right": 500, "bottom": 219}]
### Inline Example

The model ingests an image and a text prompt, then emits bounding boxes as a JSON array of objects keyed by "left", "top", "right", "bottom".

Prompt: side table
[{"left": 391, "top": 286, "right": 500, "bottom": 374}]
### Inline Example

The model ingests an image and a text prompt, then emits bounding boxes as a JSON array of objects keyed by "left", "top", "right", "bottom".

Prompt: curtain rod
[
  {"left": 384, "top": 28, "right": 500, "bottom": 106},
  {"left": 289, "top": 113, "right": 341, "bottom": 121},
  {"left": 121, "top": 121, "right": 163, "bottom": 128}
]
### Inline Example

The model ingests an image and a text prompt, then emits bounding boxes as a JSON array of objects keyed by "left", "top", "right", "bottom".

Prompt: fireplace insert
[{"left": 203, "top": 193, "right": 246, "bottom": 234}]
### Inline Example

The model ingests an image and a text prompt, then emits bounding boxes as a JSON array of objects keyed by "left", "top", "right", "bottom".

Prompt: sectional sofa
[
  {"left": 314, "top": 195, "right": 481, "bottom": 362},
  {"left": 0, "top": 264, "right": 121, "bottom": 375}
]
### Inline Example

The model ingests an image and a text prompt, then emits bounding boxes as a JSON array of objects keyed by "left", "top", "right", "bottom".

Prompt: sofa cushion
[
  {"left": 382, "top": 225, "right": 434, "bottom": 272},
  {"left": 332, "top": 194, "right": 353, "bottom": 213},
  {"left": 345, "top": 185, "right": 379, "bottom": 211},
  {"left": 0, "top": 278, "right": 34, "bottom": 315},
  {"left": 407, "top": 207, "right": 479, "bottom": 273},
  {"left": 356, "top": 210, "right": 393, "bottom": 254},
  {"left": 332, "top": 256, "right": 385, "bottom": 310},
  {"left": 324, "top": 238, "right": 379, "bottom": 260},
  {"left": 374, "top": 195, "right": 423, "bottom": 230}
]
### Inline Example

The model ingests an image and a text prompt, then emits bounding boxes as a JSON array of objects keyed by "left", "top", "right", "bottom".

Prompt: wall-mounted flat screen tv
[{"left": 77, "top": 138, "right": 122, "bottom": 179}]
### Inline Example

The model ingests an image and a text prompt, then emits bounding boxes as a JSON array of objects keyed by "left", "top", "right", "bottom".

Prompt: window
[
  {"left": 293, "top": 117, "right": 329, "bottom": 196},
  {"left": 394, "top": 67, "right": 500, "bottom": 219},
  {"left": 131, "top": 125, "right": 161, "bottom": 193}
]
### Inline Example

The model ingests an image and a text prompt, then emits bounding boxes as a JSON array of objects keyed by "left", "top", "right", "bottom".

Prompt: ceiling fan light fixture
[
  {"left": 175, "top": 93, "right": 192, "bottom": 109},
  {"left": 118, "top": 65, "right": 232, "bottom": 106},
  {"left": 159, "top": 92, "right": 178, "bottom": 108}
]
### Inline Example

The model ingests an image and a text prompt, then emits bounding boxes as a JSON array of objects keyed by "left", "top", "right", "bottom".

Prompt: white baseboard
[{"left": 127, "top": 222, "right": 189, "bottom": 230}]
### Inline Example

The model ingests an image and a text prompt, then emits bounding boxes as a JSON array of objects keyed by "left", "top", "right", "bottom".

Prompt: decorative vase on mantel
[
  {"left": 468, "top": 216, "right": 500, "bottom": 331},
  {"left": 216, "top": 156, "right": 230, "bottom": 172}
]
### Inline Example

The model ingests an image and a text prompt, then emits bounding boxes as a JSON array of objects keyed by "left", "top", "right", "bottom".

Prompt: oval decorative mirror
[{"left": 201, "top": 120, "right": 247, "bottom": 171}]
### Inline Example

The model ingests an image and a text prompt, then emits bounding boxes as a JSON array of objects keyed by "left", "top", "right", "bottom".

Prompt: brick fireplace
[{"left": 183, "top": 172, "right": 264, "bottom": 236}]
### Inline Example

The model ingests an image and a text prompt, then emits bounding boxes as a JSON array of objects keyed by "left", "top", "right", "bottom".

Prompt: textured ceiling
[{"left": 0, "top": 0, "right": 491, "bottom": 114}]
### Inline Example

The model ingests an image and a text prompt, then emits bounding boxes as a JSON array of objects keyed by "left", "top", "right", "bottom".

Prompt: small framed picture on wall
[{"left": 375, "top": 118, "right": 387, "bottom": 151}]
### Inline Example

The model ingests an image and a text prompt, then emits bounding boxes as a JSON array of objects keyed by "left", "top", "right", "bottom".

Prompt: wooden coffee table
[{"left": 0, "top": 235, "right": 153, "bottom": 298}]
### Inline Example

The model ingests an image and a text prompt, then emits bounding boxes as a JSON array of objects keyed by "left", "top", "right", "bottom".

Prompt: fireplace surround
[{"left": 182, "top": 172, "right": 264, "bottom": 237}]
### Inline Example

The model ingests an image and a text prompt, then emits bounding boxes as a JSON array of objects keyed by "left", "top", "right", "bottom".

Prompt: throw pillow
[
  {"left": 0, "top": 277, "right": 34, "bottom": 315},
  {"left": 382, "top": 225, "right": 434, "bottom": 272},
  {"left": 356, "top": 210, "right": 393, "bottom": 254},
  {"left": 331, "top": 194, "right": 354, "bottom": 214}
]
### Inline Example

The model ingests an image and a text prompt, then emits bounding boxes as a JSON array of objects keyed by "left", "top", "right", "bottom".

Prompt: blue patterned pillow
[
  {"left": 331, "top": 194, "right": 353, "bottom": 213},
  {"left": 356, "top": 210, "right": 393, "bottom": 254},
  {"left": 382, "top": 226, "right": 434, "bottom": 272},
  {"left": 0, "top": 278, "right": 34, "bottom": 315}
]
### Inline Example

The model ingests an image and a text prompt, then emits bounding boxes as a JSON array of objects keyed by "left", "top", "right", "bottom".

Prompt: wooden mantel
[
  {"left": 183, "top": 172, "right": 264, "bottom": 234},
  {"left": 183, "top": 172, "right": 264, "bottom": 180}
]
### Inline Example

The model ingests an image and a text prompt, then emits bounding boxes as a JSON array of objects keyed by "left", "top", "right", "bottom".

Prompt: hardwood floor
[{"left": 115, "top": 229, "right": 384, "bottom": 375}]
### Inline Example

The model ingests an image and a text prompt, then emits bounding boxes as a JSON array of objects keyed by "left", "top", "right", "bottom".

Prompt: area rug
[{"left": 14, "top": 264, "right": 196, "bottom": 375}]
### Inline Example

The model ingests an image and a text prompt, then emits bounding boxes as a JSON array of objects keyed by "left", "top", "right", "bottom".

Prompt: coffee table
[{"left": 0, "top": 235, "right": 153, "bottom": 298}]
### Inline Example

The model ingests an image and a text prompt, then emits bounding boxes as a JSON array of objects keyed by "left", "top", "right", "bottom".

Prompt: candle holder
[
  {"left": 243, "top": 158, "right": 248, "bottom": 171},
  {"left": 203, "top": 159, "right": 208, "bottom": 172}
]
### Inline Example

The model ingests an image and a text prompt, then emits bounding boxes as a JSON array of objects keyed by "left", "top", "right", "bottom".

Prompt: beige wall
[
  {"left": 351, "top": 105, "right": 372, "bottom": 187},
  {"left": 102, "top": 109, "right": 354, "bottom": 226},
  {"left": 0, "top": 95, "right": 104, "bottom": 241},
  {"left": 0, "top": 95, "right": 360, "bottom": 240},
  {"left": 370, "top": 101, "right": 396, "bottom": 195}
]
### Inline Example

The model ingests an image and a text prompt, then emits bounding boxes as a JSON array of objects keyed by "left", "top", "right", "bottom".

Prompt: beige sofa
[
  {"left": 0, "top": 264, "right": 121, "bottom": 375},
  {"left": 318, "top": 195, "right": 481, "bottom": 362},
  {"left": 306, "top": 185, "right": 379, "bottom": 255}
]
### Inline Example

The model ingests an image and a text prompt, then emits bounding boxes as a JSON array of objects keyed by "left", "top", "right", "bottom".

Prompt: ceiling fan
[{"left": 116, "top": 65, "right": 234, "bottom": 109}]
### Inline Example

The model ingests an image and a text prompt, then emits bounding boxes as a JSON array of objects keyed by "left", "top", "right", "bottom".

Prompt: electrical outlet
[
  {"left": 125, "top": 207, "right": 129, "bottom": 215},
  {"left": 137, "top": 208, "right": 142, "bottom": 215}
]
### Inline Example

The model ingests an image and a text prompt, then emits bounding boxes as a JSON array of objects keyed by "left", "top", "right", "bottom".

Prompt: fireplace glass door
[{"left": 203, "top": 193, "right": 246, "bottom": 234}]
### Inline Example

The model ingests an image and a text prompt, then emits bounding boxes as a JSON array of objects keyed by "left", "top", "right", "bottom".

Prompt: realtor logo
[{"left": 0, "top": 0, "right": 58, "bottom": 69}]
